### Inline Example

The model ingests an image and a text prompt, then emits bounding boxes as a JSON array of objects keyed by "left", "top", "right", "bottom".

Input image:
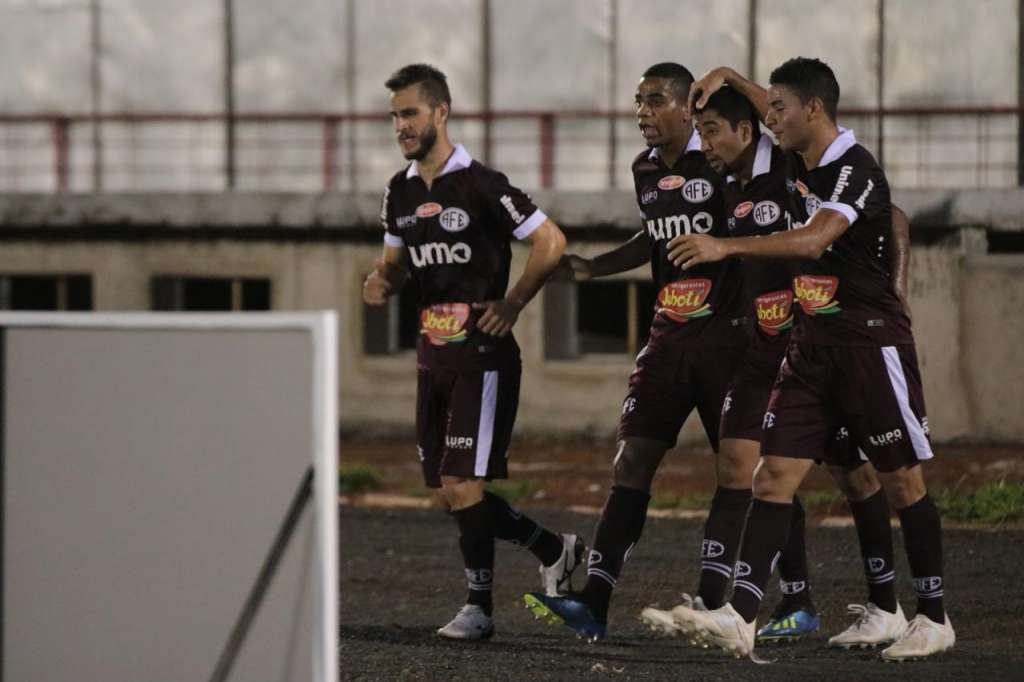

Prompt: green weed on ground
[
  {"left": 485, "top": 479, "right": 540, "bottom": 503},
  {"left": 934, "top": 479, "right": 1024, "bottom": 524},
  {"left": 339, "top": 463, "right": 382, "bottom": 495}
]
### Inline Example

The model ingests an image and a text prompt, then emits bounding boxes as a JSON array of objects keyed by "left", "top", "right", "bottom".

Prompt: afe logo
[
  {"left": 701, "top": 540, "right": 725, "bottom": 559},
  {"left": 439, "top": 207, "right": 470, "bottom": 233},
  {"left": 753, "top": 200, "right": 781, "bottom": 227},
  {"left": 867, "top": 557, "right": 887, "bottom": 573},
  {"left": 763, "top": 411, "right": 776, "bottom": 429},
  {"left": 682, "top": 178, "right": 713, "bottom": 203},
  {"left": 805, "top": 193, "right": 822, "bottom": 216},
  {"left": 734, "top": 561, "right": 752, "bottom": 578}
]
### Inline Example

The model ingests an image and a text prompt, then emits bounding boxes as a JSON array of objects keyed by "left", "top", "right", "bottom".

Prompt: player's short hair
[
  {"left": 696, "top": 86, "right": 761, "bottom": 137},
  {"left": 385, "top": 63, "right": 452, "bottom": 109},
  {"left": 769, "top": 57, "right": 840, "bottom": 122},
  {"left": 641, "top": 62, "right": 695, "bottom": 104}
]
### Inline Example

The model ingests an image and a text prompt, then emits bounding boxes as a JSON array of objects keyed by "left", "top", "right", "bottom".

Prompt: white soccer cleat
[
  {"left": 828, "top": 602, "right": 908, "bottom": 649},
  {"left": 671, "top": 602, "right": 755, "bottom": 658},
  {"left": 539, "top": 533, "right": 585, "bottom": 597},
  {"left": 639, "top": 593, "right": 708, "bottom": 636},
  {"left": 436, "top": 604, "right": 495, "bottom": 640},
  {"left": 881, "top": 614, "right": 955, "bottom": 661}
]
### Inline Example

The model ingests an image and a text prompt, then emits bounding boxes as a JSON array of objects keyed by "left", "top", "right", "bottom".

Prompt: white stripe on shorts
[
  {"left": 881, "top": 346, "right": 934, "bottom": 461},
  {"left": 474, "top": 370, "right": 499, "bottom": 477}
]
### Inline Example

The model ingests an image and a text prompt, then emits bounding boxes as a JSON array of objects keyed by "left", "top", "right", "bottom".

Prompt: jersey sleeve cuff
[
  {"left": 820, "top": 201, "right": 858, "bottom": 226},
  {"left": 512, "top": 209, "right": 547, "bottom": 240},
  {"left": 383, "top": 233, "right": 404, "bottom": 247}
]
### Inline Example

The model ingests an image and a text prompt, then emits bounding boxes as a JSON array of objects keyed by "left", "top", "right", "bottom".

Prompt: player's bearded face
[
  {"left": 403, "top": 120, "right": 438, "bottom": 161},
  {"left": 765, "top": 84, "right": 810, "bottom": 152},
  {"left": 391, "top": 86, "right": 443, "bottom": 161},
  {"left": 635, "top": 78, "right": 689, "bottom": 148}
]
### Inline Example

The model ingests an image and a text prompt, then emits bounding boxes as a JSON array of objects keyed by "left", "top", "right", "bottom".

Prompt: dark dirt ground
[
  {"left": 338, "top": 506, "right": 1024, "bottom": 681},
  {"left": 337, "top": 438, "right": 1024, "bottom": 680}
]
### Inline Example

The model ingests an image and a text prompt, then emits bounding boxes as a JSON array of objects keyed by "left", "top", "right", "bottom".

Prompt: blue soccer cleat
[
  {"left": 522, "top": 592, "right": 606, "bottom": 641},
  {"left": 756, "top": 607, "right": 821, "bottom": 643}
]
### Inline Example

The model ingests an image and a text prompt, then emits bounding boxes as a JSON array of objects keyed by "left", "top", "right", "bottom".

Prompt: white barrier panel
[{"left": 0, "top": 313, "right": 337, "bottom": 682}]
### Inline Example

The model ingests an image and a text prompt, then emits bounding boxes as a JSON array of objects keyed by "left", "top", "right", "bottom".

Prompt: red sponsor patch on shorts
[
  {"left": 415, "top": 202, "right": 443, "bottom": 219},
  {"left": 793, "top": 275, "right": 841, "bottom": 315},
  {"left": 657, "top": 279, "right": 713, "bottom": 323},
  {"left": 754, "top": 289, "right": 795, "bottom": 335},
  {"left": 658, "top": 175, "right": 685, "bottom": 191},
  {"left": 734, "top": 201, "right": 754, "bottom": 219},
  {"left": 420, "top": 303, "right": 470, "bottom": 345}
]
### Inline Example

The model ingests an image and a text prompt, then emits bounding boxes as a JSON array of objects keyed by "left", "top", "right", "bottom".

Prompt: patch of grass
[
  {"left": 934, "top": 479, "right": 1024, "bottom": 524},
  {"left": 485, "top": 479, "right": 540, "bottom": 503},
  {"left": 339, "top": 463, "right": 382, "bottom": 495},
  {"left": 800, "top": 490, "right": 842, "bottom": 507},
  {"left": 650, "top": 492, "right": 712, "bottom": 510}
]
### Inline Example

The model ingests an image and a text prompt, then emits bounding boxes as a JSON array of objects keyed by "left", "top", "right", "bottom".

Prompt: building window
[
  {"left": 151, "top": 276, "right": 271, "bottom": 311},
  {"left": 363, "top": 281, "right": 419, "bottom": 355},
  {"left": 0, "top": 274, "right": 93, "bottom": 310},
  {"left": 545, "top": 280, "right": 656, "bottom": 359}
]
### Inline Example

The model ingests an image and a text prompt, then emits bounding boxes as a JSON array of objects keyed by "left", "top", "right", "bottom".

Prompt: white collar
[
  {"left": 406, "top": 143, "right": 473, "bottom": 179},
  {"left": 817, "top": 127, "right": 856, "bottom": 167},
  {"left": 726, "top": 133, "right": 774, "bottom": 184},
  {"left": 647, "top": 128, "right": 703, "bottom": 162}
]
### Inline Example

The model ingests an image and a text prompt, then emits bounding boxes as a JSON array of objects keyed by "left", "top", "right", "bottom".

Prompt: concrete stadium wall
[{"left": 0, "top": 189, "right": 1021, "bottom": 444}]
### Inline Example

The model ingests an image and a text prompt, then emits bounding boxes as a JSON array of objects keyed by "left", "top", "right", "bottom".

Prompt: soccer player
[
  {"left": 521, "top": 62, "right": 748, "bottom": 641},
  {"left": 666, "top": 59, "right": 955, "bottom": 661},
  {"left": 362, "top": 63, "right": 584, "bottom": 641},
  {"left": 638, "top": 85, "right": 912, "bottom": 647}
]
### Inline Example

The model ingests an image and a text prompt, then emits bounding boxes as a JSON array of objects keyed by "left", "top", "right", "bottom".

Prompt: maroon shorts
[
  {"left": 415, "top": 336, "right": 521, "bottom": 489},
  {"left": 761, "top": 342, "right": 933, "bottom": 472},
  {"left": 719, "top": 341, "right": 787, "bottom": 442},
  {"left": 618, "top": 335, "right": 746, "bottom": 451}
]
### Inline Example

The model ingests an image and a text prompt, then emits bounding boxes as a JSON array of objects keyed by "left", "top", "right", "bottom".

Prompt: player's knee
[
  {"left": 716, "top": 439, "right": 759, "bottom": 489},
  {"left": 879, "top": 466, "right": 926, "bottom": 509},
  {"left": 612, "top": 440, "right": 664, "bottom": 490},
  {"left": 836, "top": 463, "right": 881, "bottom": 502},
  {"left": 439, "top": 476, "right": 485, "bottom": 510},
  {"left": 752, "top": 457, "right": 801, "bottom": 502}
]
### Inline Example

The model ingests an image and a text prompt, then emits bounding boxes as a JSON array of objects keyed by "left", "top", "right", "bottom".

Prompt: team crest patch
[
  {"left": 793, "top": 275, "right": 841, "bottom": 315},
  {"left": 420, "top": 303, "right": 470, "bottom": 345},
  {"left": 753, "top": 200, "right": 781, "bottom": 227},
  {"left": 657, "top": 279, "right": 712, "bottom": 323},
  {"left": 754, "top": 290, "right": 794, "bottom": 335},
  {"left": 682, "top": 178, "right": 713, "bottom": 203},
  {"left": 658, "top": 175, "right": 685, "bottom": 191},
  {"left": 439, "top": 207, "right": 470, "bottom": 232},
  {"left": 734, "top": 201, "right": 754, "bottom": 219},
  {"left": 415, "top": 202, "right": 443, "bottom": 219}
]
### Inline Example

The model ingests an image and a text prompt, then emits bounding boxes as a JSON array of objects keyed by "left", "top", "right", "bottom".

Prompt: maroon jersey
[
  {"left": 723, "top": 135, "right": 799, "bottom": 346},
  {"left": 784, "top": 129, "right": 912, "bottom": 346},
  {"left": 632, "top": 130, "right": 745, "bottom": 348},
  {"left": 380, "top": 144, "right": 545, "bottom": 364}
]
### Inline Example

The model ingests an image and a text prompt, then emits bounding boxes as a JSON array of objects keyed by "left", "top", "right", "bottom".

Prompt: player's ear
[
  {"left": 435, "top": 102, "right": 450, "bottom": 125},
  {"left": 807, "top": 96, "right": 825, "bottom": 123},
  {"left": 739, "top": 120, "right": 753, "bottom": 145}
]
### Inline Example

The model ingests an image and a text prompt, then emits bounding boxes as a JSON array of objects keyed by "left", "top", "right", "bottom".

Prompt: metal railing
[{"left": 0, "top": 107, "right": 1020, "bottom": 192}]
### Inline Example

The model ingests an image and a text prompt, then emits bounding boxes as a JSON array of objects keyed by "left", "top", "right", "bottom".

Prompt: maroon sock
[
  {"left": 579, "top": 485, "right": 650, "bottom": 622},
  {"left": 777, "top": 496, "right": 815, "bottom": 614},
  {"left": 697, "top": 486, "right": 752, "bottom": 609},
  {"left": 483, "top": 491, "right": 562, "bottom": 566},
  {"left": 850, "top": 489, "right": 898, "bottom": 612},
  {"left": 452, "top": 501, "right": 495, "bottom": 616},
  {"left": 897, "top": 494, "right": 945, "bottom": 623},
  {"left": 730, "top": 499, "right": 793, "bottom": 623}
]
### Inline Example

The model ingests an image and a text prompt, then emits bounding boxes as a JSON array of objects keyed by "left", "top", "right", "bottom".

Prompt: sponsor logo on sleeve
[
  {"left": 753, "top": 200, "right": 781, "bottom": 227},
  {"left": 734, "top": 201, "right": 754, "bottom": 219},
  {"left": 420, "top": 302, "right": 471, "bottom": 345},
  {"left": 415, "top": 202, "right": 443, "bottom": 218},
  {"left": 640, "top": 188, "right": 659, "bottom": 205},
  {"left": 656, "top": 279, "right": 712, "bottom": 323},
  {"left": 793, "top": 275, "right": 841, "bottom": 315},
  {"left": 682, "top": 178, "right": 714, "bottom": 203},
  {"left": 854, "top": 179, "right": 874, "bottom": 209},
  {"left": 657, "top": 174, "right": 685, "bottom": 191},
  {"left": 499, "top": 194, "right": 526, "bottom": 224},
  {"left": 439, "top": 207, "right": 470, "bottom": 232},
  {"left": 396, "top": 214, "right": 417, "bottom": 229},
  {"left": 754, "top": 290, "right": 794, "bottom": 335},
  {"left": 830, "top": 165, "right": 854, "bottom": 201}
]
